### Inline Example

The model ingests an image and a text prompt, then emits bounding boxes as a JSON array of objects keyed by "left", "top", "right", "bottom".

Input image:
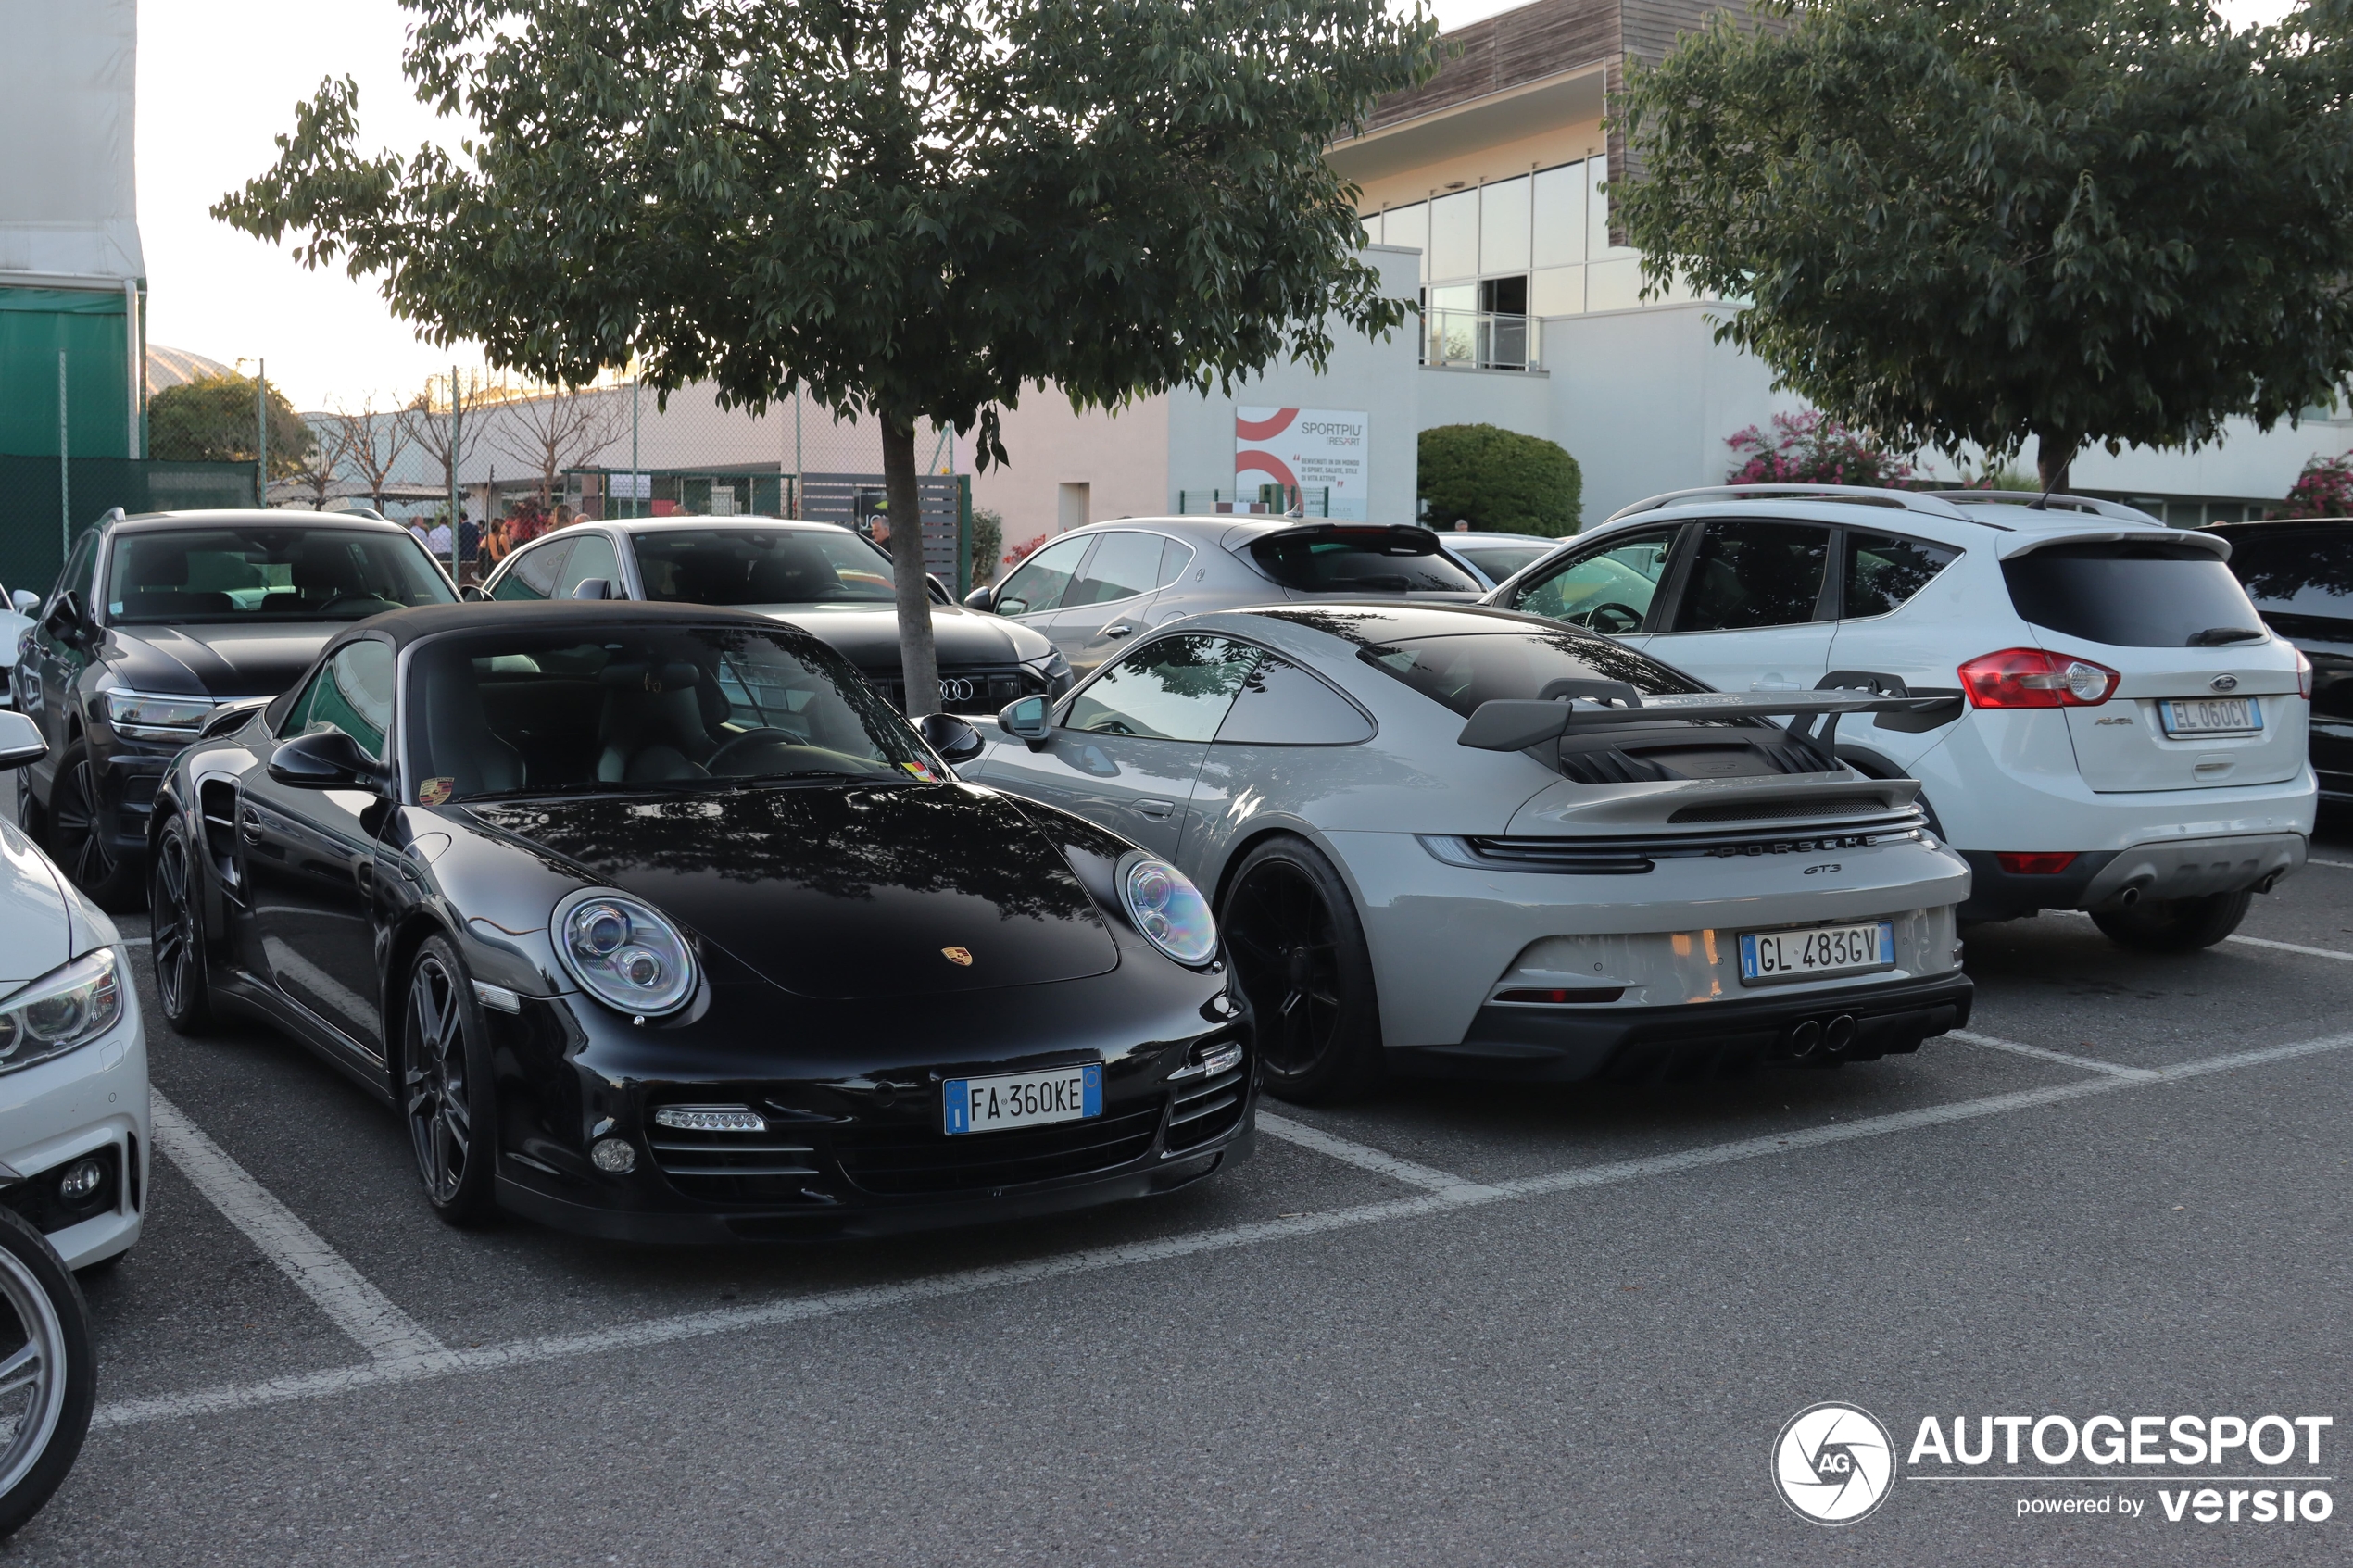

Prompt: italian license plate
[
  {"left": 2158, "top": 696, "right": 2259, "bottom": 736},
  {"left": 942, "top": 1064, "right": 1101, "bottom": 1135},
  {"left": 1739, "top": 922, "right": 1896, "bottom": 985}
]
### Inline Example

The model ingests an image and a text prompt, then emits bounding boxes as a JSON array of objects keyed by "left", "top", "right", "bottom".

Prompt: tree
[
  {"left": 212, "top": 0, "right": 1437, "bottom": 715},
  {"left": 1417, "top": 424, "right": 1581, "bottom": 536},
  {"left": 282, "top": 436, "right": 341, "bottom": 508},
  {"left": 1617, "top": 0, "right": 2353, "bottom": 491},
  {"left": 149, "top": 371, "right": 315, "bottom": 478},
  {"left": 1723, "top": 411, "right": 1916, "bottom": 487},
  {"left": 484, "top": 383, "right": 626, "bottom": 508},
  {"left": 404, "top": 370, "right": 488, "bottom": 552},
  {"left": 320, "top": 396, "right": 424, "bottom": 512}
]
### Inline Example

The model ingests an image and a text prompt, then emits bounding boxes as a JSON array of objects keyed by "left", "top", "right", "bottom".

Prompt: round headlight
[
  {"left": 552, "top": 890, "right": 697, "bottom": 1016},
  {"left": 1118, "top": 853, "right": 1217, "bottom": 966}
]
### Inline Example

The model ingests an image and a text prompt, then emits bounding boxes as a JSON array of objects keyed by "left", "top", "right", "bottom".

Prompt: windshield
[
  {"left": 632, "top": 528, "right": 895, "bottom": 606},
  {"left": 106, "top": 528, "right": 454, "bottom": 624},
  {"left": 404, "top": 626, "right": 935, "bottom": 804},
  {"left": 2002, "top": 543, "right": 2265, "bottom": 647},
  {"left": 1358, "top": 631, "right": 1703, "bottom": 718},
  {"left": 1250, "top": 532, "right": 1482, "bottom": 594}
]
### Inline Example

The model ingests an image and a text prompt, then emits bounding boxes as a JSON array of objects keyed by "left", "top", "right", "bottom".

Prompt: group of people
[{"left": 408, "top": 500, "right": 579, "bottom": 583}]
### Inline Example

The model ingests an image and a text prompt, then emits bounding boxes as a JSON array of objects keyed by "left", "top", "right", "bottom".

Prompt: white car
[
  {"left": 967, "top": 602, "right": 1973, "bottom": 1102},
  {"left": 0, "top": 710, "right": 147, "bottom": 1270},
  {"left": 0, "top": 581, "right": 32, "bottom": 709},
  {"left": 1435, "top": 530, "right": 1567, "bottom": 591},
  {"left": 1485, "top": 485, "right": 2314, "bottom": 948}
]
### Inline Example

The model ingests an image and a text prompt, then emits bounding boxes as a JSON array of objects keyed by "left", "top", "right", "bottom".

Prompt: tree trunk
[
  {"left": 881, "top": 414, "right": 941, "bottom": 719},
  {"left": 2035, "top": 432, "right": 2080, "bottom": 495}
]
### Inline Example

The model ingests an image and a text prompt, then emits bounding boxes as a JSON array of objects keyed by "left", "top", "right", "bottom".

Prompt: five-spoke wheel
[
  {"left": 401, "top": 938, "right": 497, "bottom": 1225},
  {"left": 1219, "top": 836, "right": 1383, "bottom": 1104},
  {"left": 148, "top": 812, "right": 214, "bottom": 1035},
  {"left": 46, "top": 743, "right": 139, "bottom": 909}
]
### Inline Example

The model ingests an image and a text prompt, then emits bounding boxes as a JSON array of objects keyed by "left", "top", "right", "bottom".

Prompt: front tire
[
  {"left": 46, "top": 742, "right": 141, "bottom": 911},
  {"left": 400, "top": 937, "right": 499, "bottom": 1227},
  {"left": 1219, "top": 836, "right": 1384, "bottom": 1105},
  {"left": 149, "top": 812, "right": 215, "bottom": 1035},
  {"left": 2090, "top": 890, "right": 2253, "bottom": 953},
  {"left": 0, "top": 1208, "right": 96, "bottom": 1539}
]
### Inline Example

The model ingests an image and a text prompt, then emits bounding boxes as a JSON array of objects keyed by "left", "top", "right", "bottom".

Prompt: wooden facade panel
[
  {"left": 1367, "top": 0, "right": 1620, "bottom": 131},
  {"left": 1619, "top": 0, "right": 1739, "bottom": 66}
]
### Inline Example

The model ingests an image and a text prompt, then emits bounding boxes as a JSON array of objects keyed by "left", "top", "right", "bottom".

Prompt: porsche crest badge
[{"left": 941, "top": 947, "right": 975, "bottom": 967}]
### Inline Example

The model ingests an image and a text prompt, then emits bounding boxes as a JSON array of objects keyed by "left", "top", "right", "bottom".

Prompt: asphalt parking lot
[{"left": 10, "top": 831, "right": 2353, "bottom": 1565}]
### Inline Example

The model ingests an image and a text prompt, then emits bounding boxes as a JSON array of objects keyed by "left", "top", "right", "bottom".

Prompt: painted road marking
[
  {"left": 1255, "top": 1111, "right": 1494, "bottom": 1193},
  {"left": 1949, "top": 1029, "right": 2159, "bottom": 1080}
]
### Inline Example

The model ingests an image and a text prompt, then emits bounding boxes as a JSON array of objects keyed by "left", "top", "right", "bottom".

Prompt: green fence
[{"left": 0, "top": 455, "right": 259, "bottom": 598}]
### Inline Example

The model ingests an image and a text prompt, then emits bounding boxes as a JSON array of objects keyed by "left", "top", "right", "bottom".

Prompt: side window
[
  {"left": 1214, "top": 653, "right": 1375, "bottom": 746},
  {"left": 555, "top": 533, "right": 623, "bottom": 599},
  {"left": 1513, "top": 526, "right": 1680, "bottom": 635},
  {"left": 1063, "top": 634, "right": 1260, "bottom": 743},
  {"left": 1156, "top": 536, "right": 1195, "bottom": 587},
  {"left": 1672, "top": 521, "right": 1831, "bottom": 632},
  {"left": 1843, "top": 532, "right": 1959, "bottom": 620},
  {"left": 1064, "top": 531, "right": 1165, "bottom": 608},
  {"left": 492, "top": 539, "right": 573, "bottom": 602},
  {"left": 994, "top": 533, "right": 1093, "bottom": 616},
  {"left": 280, "top": 641, "right": 396, "bottom": 759},
  {"left": 48, "top": 533, "right": 98, "bottom": 619}
]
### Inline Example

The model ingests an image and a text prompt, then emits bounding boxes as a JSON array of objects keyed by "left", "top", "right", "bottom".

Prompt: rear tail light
[
  {"left": 1957, "top": 648, "right": 2120, "bottom": 708},
  {"left": 2297, "top": 649, "right": 2314, "bottom": 700},
  {"left": 1995, "top": 852, "right": 2079, "bottom": 875}
]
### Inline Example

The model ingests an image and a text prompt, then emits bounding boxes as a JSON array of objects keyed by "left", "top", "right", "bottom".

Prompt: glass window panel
[
  {"left": 1587, "top": 257, "right": 1643, "bottom": 312},
  {"left": 1065, "top": 531, "right": 1164, "bottom": 607},
  {"left": 1675, "top": 521, "right": 1831, "bottom": 632},
  {"left": 1513, "top": 526, "right": 1681, "bottom": 635},
  {"left": 1532, "top": 162, "right": 1584, "bottom": 269},
  {"left": 1529, "top": 265, "right": 1584, "bottom": 316},
  {"left": 1479, "top": 175, "right": 1530, "bottom": 277},
  {"left": 1214, "top": 654, "right": 1375, "bottom": 746},
  {"left": 555, "top": 533, "right": 623, "bottom": 599},
  {"left": 1428, "top": 189, "right": 1478, "bottom": 282},
  {"left": 1843, "top": 533, "right": 1960, "bottom": 620},
  {"left": 992, "top": 533, "right": 1093, "bottom": 616},
  {"left": 1384, "top": 203, "right": 1429, "bottom": 282},
  {"left": 1064, "top": 633, "right": 1261, "bottom": 743}
]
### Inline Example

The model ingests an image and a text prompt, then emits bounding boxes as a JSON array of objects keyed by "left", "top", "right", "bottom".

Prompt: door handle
[
  {"left": 1136, "top": 798, "right": 1176, "bottom": 822},
  {"left": 1101, "top": 622, "right": 1135, "bottom": 640},
  {"left": 238, "top": 807, "right": 262, "bottom": 844}
]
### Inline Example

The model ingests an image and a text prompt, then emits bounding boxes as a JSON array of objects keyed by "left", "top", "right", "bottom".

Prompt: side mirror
[
  {"left": 570, "top": 578, "right": 614, "bottom": 600},
  {"left": 996, "top": 695, "right": 1051, "bottom": 749},
  {"left": 0, "top": 710, "right": 44, "bottom": 771},
  {"left": 962, "top": 583, "right": 996, "bottom": 612},
  {"left": 460, "top": 584, "right": 491, "bottom": 603},
  {"left": 268, "top": 729, "right": 390, "bottom": 793},
  {"left": 9, "top": 590, "right": 36, "bottom": 616},
  {"left": 915, "top": 711, "right": 986, "bottom": 764}
]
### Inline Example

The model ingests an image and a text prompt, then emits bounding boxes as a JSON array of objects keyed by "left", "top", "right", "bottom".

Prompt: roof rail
[
  {"left": 1919, "top": 491, "right": 2167, "bottom": 526},
  {"left": 1603, "top": 483, "right": 1974, "bottom": 525}
]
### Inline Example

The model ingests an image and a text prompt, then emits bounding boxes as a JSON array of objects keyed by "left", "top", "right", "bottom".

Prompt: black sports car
[
  {"left": 146, "top": 600, "right": 1252, "bottom": 1240},
  {"left": 2206, "top": 519, "right": 2350, "bottom": 802}
]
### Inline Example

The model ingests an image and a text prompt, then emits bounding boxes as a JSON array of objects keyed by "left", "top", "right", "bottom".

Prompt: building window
[{"left": 1373, "top": 156, "right": 1679, "bottom": 320}]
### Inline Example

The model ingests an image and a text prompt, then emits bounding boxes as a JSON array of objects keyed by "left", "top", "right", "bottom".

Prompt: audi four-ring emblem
[{"left": 938, "top": 676, "right": 976, "bottom": 702}]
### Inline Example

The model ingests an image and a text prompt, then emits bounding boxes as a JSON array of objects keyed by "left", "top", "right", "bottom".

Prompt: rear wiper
[{"left": 2186, "top": 626, "right": 2265, "bottom": 646}]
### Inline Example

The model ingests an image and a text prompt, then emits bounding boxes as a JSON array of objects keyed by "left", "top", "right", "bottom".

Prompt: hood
[
  {"left": 466, "top": 782, "right": 1118, "bottom": 998},
  {"left": 0, "top": 821, "right": 71, "bottom": 986},
  {"left": 750, "top": 604, "right": 1051, "bottom": 669},
  {"left": 101, "top": 621, "right": 342, "bottom": 698}
]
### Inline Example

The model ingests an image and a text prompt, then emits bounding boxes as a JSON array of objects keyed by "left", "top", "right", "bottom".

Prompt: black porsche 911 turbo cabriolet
[{"left": 145, "top": 600, "right": 1252, "bottom": 1240}]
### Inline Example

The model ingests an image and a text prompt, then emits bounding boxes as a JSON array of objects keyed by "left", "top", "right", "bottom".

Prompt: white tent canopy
[{"left": 0, "top": 0, "right": 143, "bottom": 285}]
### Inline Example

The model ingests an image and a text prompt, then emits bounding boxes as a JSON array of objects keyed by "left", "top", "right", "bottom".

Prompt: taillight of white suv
[{"left": 1957, "top": 648, "right": 2120, "bottom": 708}]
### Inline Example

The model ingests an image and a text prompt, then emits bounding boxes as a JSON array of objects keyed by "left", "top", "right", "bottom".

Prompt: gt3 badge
[{"left": 941, "top": 947, "right": 974, "bottom": 967}]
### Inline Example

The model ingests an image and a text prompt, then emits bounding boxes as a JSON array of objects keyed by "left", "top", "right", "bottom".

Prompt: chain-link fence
[{"left": 0, "top": 455, "right": 258, "bottom": 599}]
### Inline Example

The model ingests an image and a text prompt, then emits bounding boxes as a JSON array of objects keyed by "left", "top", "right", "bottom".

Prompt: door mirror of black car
[
  {"left": 9, "top": 589, "right": 36, "bottom": 616},
  {"left": 459, "top": 584, "right": 490, "bottom": 603},
  {"left": 962, "top": 583, "right": 996, "bottom": 612},
  {"left": 916, "top": 711, "right": 986, "bottom": 764},
  {"left": 0, "top": 710, "right": 45, "bottom": 771},
  {"left": 996, "top": 695, "right": 1051, "bottom": 749},
  {"left": 268, "top": 729, "right": 391, "bottom": 794},
  {"left": 570, "top": 578, "right": 615, "bottom": 600}
]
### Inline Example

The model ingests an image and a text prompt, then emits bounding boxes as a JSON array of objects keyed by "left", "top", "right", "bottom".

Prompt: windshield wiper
[{"left": 2186, "top": 626, "right": 2265, "bottom": 646}]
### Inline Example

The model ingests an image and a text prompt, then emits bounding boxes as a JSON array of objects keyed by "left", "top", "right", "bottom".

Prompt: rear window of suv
[
  {"left": 1358, "top": 631, "right": 1702, "bottom": 717},
  {"left": 2000, "top": 542, "right": 2267, "bottom": 647},
  {"left": 1250, "top": 531, "right": 1482, "bottom": 594}
]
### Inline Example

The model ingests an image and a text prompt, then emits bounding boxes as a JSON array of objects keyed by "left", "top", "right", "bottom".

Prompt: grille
[
  {"left": 647, "top": 1113, "right": 824, "bottom": 1204},
  {"left": 1556, "top": 734, "right": 1834, "bottom": 786},
  {"left": 867, "top": 666, "right": 1031, "bottom": 716},
  {"left": 1165, "top": 1056, "right": 1246, "bottom": 1152},
  {"left": 835, "top": 1104, "right": 1162, "bottom": 1196},
  {"left": 1667, "top": 796, "right": 1887, "bottom": 824}
]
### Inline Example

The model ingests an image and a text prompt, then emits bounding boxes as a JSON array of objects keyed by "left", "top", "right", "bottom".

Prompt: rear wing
[{"left": 1457, "top": 688, "right": 1956, "bottom": 755}]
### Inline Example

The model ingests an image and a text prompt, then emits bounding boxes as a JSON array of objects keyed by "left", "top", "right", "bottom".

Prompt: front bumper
[
  {"left": 0, "top": 996, "right": 149, "bottom": 1268},
  {"left": 1390, "top": 971, "right": 1974, "bottom": 1085}
]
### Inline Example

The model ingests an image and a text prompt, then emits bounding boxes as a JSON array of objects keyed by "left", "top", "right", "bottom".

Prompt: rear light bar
[
  {"left": 1957, "top": 648, "right": 2120, "bottom": 708},
  {"left": 1995, "top": 852, "right": 2079, "bottom": 875}
]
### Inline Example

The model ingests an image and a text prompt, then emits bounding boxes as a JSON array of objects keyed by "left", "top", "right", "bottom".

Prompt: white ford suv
[{"left": 1486, "top": 486, "right": 2313, "bottom": 949}]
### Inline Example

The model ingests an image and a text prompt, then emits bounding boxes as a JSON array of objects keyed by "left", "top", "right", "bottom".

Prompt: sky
[{"left": 138, "top": 0, "right": 2307, "bottom": 411}]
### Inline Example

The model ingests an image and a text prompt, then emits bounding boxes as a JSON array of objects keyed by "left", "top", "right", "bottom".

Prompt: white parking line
[
  {"left": 149, "top": 1095, "right": 446, "bottom": 1362},
  {"left": 2307, "top": 859, "right": 2353, "bottom": 871},
  {"left": 2226, "top": 934, "right": 2353, "bottom": 962},
  {"left": 1255, "top": 1111, "right": 1495, "bottom": 1193},
  {"left": 96, "top": 1028, "right": 2353, "bottom": 1432},
  {"left": 1949, "top": 1029, "right": 2158, "bottom": 1080}
]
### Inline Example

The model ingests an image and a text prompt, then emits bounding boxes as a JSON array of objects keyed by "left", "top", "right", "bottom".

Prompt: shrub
[
  {"left": 2281, "top": 453, "right": 2353, "bottom": 518},
  {"left": 969, "top": 507, "right": 1004, "bottom": 583},
  {"left": 1417, "top": 423, "right": 1582, "bottom": 536},
  {"left": 1724, "top": 410, "right": 1915, "bottom": 487}
]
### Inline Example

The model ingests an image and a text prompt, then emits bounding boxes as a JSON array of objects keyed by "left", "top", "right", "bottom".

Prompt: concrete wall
[
  {"left": 1417, "top": 364, "right": 1554, "bottom": 443},
  {"left": 964, "top": 391, "right": 1168, "bottom": 548}
]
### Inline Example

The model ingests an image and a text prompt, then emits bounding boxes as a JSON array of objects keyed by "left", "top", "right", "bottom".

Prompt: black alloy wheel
[
  {"left": 401, "top": 937, "right": 498, "bottom": 1226},
  {"left": 46, "top": 742, "right": 140, "bottom": 911},
  {"left": 1219, "top": 836, "right": 1384, "bottom": 1105},
  {"left": 2091, "top": 890, "right": 2254, "bottom": 953},
  {"left": 148, "top": 813, "right": 214, "bottom": 1035}
]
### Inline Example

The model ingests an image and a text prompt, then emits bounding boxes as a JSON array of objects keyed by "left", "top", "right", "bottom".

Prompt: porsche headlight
[
  {"left": 552, "top": 890, "right": 696, "bottom": 1016},
  {"left": 0, "top": 949, "right": 124, "bottom": 1074},
  {"left": 1118, "top": 853, "right": 1217, "bottom": 966}
]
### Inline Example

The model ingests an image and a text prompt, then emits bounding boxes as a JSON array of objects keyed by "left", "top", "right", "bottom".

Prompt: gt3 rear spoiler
[{"left": 1456, "top": 688, "right": 1958, "bottom": 754}]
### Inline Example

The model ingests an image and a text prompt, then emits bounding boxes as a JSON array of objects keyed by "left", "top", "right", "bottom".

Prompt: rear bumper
[
  {"left": 1387, "top": 972, "right": 1973, "bottom": 1085},
  {"left": 1958, "top": 832, "right": 2307, "bottom": 920}
]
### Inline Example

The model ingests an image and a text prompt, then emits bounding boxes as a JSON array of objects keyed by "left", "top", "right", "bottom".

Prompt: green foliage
[
  {"left": 1725, "top": 411, "right": 1915, "bottom": 486},
  {"left": 1417, "top": 423, "right": 1581, "bottom": 536},
  {"left": 2283, "top": 453, "right": 2353, "bottom": 518},
  {"left": 969, "top": 507, "right": 1004, "bottom": 583},
  {"left": 1618, "top": 0, "right": 2353, "bottom": 488},
  {"left": 148, "top": 372, "right": 314, "bottom": 477}
]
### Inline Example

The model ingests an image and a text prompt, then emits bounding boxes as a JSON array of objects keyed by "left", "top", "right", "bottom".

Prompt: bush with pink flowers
[
  {"left": 1724, "top": 411, "right": 1918, "bottom": 488},
  {"left": 2280, "top": 453, "right": 2353, "bottom": 519}
]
